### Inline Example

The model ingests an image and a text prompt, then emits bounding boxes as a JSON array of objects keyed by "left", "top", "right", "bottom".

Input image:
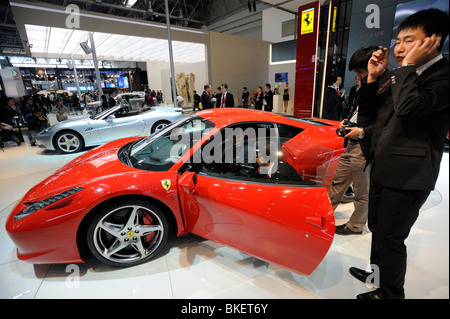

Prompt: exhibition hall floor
[{"left": 0, "top": 141, "right": 448, "bottom": 299}]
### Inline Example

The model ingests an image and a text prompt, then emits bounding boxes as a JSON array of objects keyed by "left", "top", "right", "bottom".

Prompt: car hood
[
  {"left": 64, "top": 115, "right": 94, "bottom": 124},
  {"left": 23, "top": 137, "right": 142, "bottom": 202},
  {"left": 41, "top": 116, "right": 92, "bottom": 133}
]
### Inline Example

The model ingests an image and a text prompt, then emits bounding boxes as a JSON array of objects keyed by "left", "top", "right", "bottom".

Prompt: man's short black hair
[
  {"left": 398, "top": 8, "right": 449, "bottom": 52},
  {"left": 348, "top": 46, "right": 379, "bottom": 71},
  {"left": 326, "top": 74, "right": 338, "bottom": 86}
]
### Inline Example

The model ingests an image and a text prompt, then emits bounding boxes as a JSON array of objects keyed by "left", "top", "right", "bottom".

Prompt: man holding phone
[{"left": 350, "top": 9, "right": 449, "bottom": 299}]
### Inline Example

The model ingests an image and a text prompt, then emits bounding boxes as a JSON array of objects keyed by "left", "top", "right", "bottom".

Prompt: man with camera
[{"left": 328, "top": 46, "right": 379, "bottom": 236}]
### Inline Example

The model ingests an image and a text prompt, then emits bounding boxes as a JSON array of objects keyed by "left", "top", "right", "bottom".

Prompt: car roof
[{"left": 195, "top": 108, "right": 336, "bottom": 129}]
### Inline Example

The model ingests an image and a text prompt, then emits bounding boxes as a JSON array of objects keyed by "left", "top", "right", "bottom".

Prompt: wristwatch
[{"left": 358, "top": 128, "right": 364, "bottom": 139}]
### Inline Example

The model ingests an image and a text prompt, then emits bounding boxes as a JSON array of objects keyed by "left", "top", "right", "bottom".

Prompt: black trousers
[{"left": 368, "top": 176, "right": 430, "bottom": 299}]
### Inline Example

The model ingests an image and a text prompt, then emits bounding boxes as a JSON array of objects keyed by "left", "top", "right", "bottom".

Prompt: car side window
[
  {"left": 182, "top": 122, "right": 309, "bottom": 185},
  {"left": 130, "top": 116, "right": 214, "bottom": 172}
]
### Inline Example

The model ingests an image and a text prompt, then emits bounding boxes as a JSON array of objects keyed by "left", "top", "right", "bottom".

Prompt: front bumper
[
  {"left": 5, "top": 193, "right": 86, "bottom": 264},
  {"left": 35, "top": 132, "right": 55, "bottom": 150}
]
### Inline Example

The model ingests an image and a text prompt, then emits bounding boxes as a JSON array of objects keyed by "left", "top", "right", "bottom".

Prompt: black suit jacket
[
  {"left": 264, "top": 90, "right": 273, "bottom": 111},
  {"left": 108, "top": 96, "right": 116, "bottom": 108},
  {"left": 242, "top": 91, "right": 250, "bottom": 104},
  {"left": 359, "top": 58, "right": 449, "bottom": 190},
  {"left": 201, "top": 91, "right": 215, "bottom": 109},
  {"left": 323, "top": 87, "right": 340, "bottom": 120},
  {"left": 215, "top": 92, "right": 234, "bottom": 108},
  {"left": 254, "top": 92, "right": 263, "bottom": 110}
]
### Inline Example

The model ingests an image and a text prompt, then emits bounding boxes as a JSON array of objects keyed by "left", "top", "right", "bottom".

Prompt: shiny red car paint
[{"left": 6, "top": 109, "right": 344, "bottom": 275}]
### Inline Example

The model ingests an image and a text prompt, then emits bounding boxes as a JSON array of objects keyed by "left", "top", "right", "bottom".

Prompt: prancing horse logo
[{"left": 161, "top": 179, "right": 171, "bottom": 191}]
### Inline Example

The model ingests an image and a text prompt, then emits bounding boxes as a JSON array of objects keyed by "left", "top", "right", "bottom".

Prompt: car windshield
[
  {"left": 91, "top": 106, "right": 119, "bottom": 120},
  {"left": 127, "top": 115, "right": 215, "bottom": 171}
]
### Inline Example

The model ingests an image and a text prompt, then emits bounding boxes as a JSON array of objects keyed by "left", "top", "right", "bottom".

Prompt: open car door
[
  {"left": 176, "top": 122, "right": 336, "bottom": 275},
  {"left": 178, "top": 171, "right": 334, "bottom": 275}
]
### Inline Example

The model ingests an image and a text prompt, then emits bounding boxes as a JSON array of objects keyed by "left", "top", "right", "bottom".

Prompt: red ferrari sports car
[{"left": 6, "top": 108, "right": 344, "bottom": 276}]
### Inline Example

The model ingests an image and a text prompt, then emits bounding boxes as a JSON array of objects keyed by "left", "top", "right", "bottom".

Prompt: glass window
[
  {"left": 182, "top": 122, "right": 311, "bottom": 185},
  {"left": 126, "top": 116, "right": 215, "bottom": 171}
]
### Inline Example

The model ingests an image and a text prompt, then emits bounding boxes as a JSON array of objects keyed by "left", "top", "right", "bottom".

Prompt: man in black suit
[
  {"left": 108, "top": 90, "right": 116, "bottom": 108},
  {"left": 351, "top": 9, "right": 449, "bottom": 299},
  {"left": 201, "top": 84, "right": 216, "bottom": 109},
  {"left": 263, "top": 83, "right": 273, "bottom": 112},
  {"left": 216, "top": 83, "right": 234, "bottom": 108},
  {"left": 241, "top": 87, "right": 250, "bottom": 108}
]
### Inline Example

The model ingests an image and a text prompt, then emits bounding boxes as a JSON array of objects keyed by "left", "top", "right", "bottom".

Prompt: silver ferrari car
[{"left": 35, "top": 105, "right": 185, "bottom": 154}]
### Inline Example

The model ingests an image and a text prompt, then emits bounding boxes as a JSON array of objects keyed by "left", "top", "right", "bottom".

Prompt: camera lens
[{"left": 336, "top": 128, "right": 347, "bottom": 137}]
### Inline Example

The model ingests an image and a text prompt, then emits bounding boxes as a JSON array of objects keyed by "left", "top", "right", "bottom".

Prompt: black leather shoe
[
  {"left": 357, "top": 289, "right": 383, "bottom": 299},
  {"left": 349, "top": 267, "right": 372, "bottom": 283},
  {"left": 335, "top": 224, "right": 363, "bottom": 235}
]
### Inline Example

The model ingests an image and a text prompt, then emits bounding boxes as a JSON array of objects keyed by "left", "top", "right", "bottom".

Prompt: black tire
[
  {"left": 86, "top": 199, "right": 169, "bottom": 267},
  {"left": 151, "top": 120, "right": 171, "bottom": 134},
  {"left": 54, "top": 130, "right": 85, "bottom": 154}
]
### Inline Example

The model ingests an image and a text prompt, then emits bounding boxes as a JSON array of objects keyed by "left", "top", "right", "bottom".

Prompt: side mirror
[
  {"left": 106, "top": 114, "right": 116, "bottom": 121},
  {"left": 178, "top": 171, "right": 197, "bottom": 193}
]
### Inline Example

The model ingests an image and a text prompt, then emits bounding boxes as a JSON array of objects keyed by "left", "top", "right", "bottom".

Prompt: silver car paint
[{"left": 35, "top": 105, "right": 184, "bottom": 151}]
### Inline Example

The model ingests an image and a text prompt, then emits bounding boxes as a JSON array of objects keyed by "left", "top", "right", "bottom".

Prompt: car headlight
[
  {"left": 40, "top": 127, "right": 53, "bottom": 134},
  {"left": 14, "top": 187, "right": 83, "bottom": 221}
]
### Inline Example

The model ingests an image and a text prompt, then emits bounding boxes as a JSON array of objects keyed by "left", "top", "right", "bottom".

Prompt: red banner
[{"left": 293, "top": 1, "right": 321, "bottom": 118}]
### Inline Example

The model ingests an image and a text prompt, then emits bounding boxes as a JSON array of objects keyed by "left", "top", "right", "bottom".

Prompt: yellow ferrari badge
[
  {"left": 161, "top": 179, "right": 171, "bottom": 191},
  {"left": 301, "top": 7, "right": 314, "bottom": 35}
]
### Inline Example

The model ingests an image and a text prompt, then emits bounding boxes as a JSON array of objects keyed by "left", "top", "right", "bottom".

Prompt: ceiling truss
[{"left": 0, "top": 0, "right": 305, "bottom": 59}]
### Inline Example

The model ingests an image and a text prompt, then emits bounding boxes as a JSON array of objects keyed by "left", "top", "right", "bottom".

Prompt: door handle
[
  {"left": 179, "top": 172, "right": 197, "bottom": 193},
  {"left": 306, "top": 216, "right": 323, "bottom": 229}
]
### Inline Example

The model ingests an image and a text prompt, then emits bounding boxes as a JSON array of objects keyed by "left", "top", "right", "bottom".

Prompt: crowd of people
[
  {"left": 0, "top": 87, "right": 162, "bottom": 148},
  {"left": 194, "top": 82, "right": 291, "bottom": 112},
  {"left": 0, "top": 92, "right": 79, "bottom": 148}
]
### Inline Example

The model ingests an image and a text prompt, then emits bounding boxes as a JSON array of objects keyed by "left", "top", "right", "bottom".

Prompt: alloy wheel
[{"left": 87, "top": 201, "right": 168, "bottom": 266}]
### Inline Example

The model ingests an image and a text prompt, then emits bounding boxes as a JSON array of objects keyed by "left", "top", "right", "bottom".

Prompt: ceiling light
[{"left": 80, "top": 41, "right": 92, "bottom": 54}]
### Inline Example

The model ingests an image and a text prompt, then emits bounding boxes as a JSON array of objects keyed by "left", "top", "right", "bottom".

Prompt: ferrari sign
[
  {"left": 301, "top": 7, "right": 315, "bottom": 35},
  {"left": 161, "top": 179, "right": 171, "bottom": 191}
]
